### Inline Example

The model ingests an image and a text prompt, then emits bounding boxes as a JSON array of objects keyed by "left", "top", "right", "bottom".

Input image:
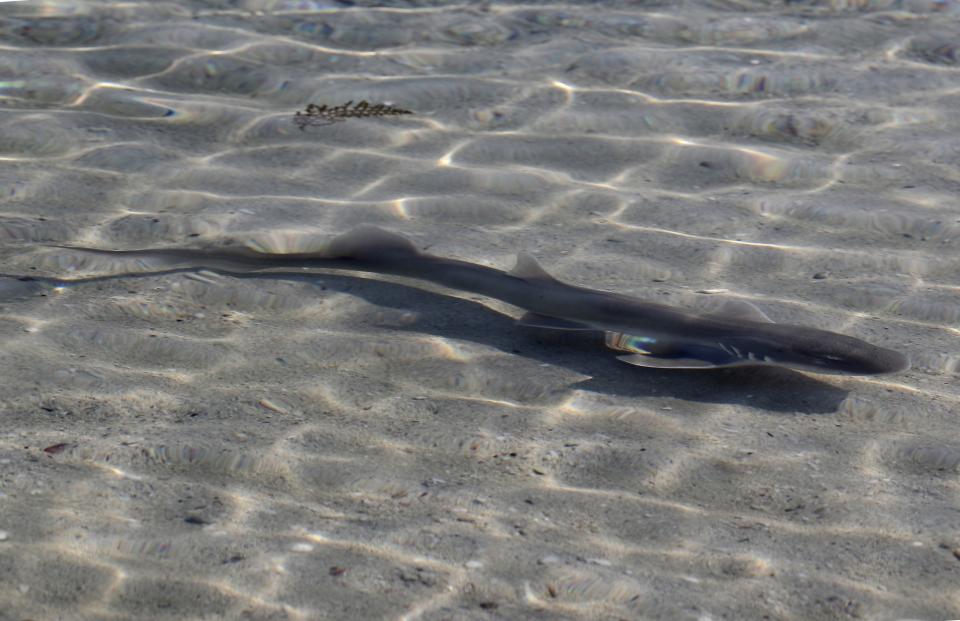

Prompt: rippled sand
[{"left": 1, "top": 0, "right": 960, "bottom": 619}]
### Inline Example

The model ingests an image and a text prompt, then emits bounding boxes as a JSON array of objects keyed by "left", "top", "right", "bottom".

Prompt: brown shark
[{"left": 47, "top": 226, "right": 909, "bottom": 375}]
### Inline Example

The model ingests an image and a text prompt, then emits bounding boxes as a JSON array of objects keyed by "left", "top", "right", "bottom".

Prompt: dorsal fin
[
  {"left": 245, "top": 225, "right": 422, "bottom": 259},
  {"left": 509, "top": 252, "right": 558, "bottom": 282},
  {"left": 245, "top": 224, "right": 423, "bottom": 259},
  {"left": 324, "top": 226, "right": 422, "bottom": 259}
]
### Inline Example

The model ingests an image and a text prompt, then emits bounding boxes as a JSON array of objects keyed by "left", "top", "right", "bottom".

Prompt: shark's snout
[
  {"left": 783, "top": 334, "right": 909, "bottom": 376},
  {"left": 824, "top": 345, "right": 909, "bottom": 375}
]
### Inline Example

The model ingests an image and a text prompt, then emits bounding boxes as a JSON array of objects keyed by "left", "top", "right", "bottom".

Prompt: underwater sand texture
[{"left": 1, "top": 0, "right": 960, "bottom": 619}]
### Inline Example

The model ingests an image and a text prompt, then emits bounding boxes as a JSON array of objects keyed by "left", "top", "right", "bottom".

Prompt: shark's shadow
[
  {"left": 11, "top": 267, "right": 849, "bottom": 414},
  {"left": 253, "top": 270, "right": 848, "bottom": 415}
]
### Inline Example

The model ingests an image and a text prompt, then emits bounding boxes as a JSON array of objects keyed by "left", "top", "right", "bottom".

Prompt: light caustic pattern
[{"left": 1, "top": 0, "right": 960, "bottom": 619}]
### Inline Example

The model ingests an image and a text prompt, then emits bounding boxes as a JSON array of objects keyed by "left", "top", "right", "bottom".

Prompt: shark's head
[
  {"left": 730, "top": 324, "right": 909, "bottom": 376},
  {"left": 608, "top": 322, "right": 909, "bottom": 375}
]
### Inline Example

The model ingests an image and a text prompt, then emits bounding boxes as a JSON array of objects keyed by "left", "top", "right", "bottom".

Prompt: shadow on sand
[{"left": 8, "top": 267, "right": 850, "bottom": 414}]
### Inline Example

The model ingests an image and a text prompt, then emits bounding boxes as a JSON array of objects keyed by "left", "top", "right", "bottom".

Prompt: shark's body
[{"left": 47, "top": 226, "right": 908, "bottom": 376}]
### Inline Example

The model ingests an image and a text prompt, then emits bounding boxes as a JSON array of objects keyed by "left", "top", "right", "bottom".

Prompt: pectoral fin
[
  {"left": 517, "top": 312, "right": 597, "bottom": 331},
  {"left": 616, "top": 354, "right": 725, "bottom": 369},
  {"left": 610, "top": 333, "right": 754, "bottom": 369}
]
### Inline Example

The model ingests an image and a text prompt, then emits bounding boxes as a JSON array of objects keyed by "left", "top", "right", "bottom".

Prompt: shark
[{"left": 42, "top": 226, "right": 908, "bottom": 376}]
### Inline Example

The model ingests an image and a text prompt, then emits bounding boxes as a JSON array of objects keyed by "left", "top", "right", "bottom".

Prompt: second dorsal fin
[
  {"left": 700, "top": 298, "right": 773, "bottom": 324},
  {"left": 509, "top": 252, "right": 558, "bottom": 282}
]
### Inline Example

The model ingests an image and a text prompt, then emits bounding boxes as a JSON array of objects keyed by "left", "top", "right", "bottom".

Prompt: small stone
[
  {"left": 473, "top": 110, "right": 493, "bottom": 124},
  {"left": 258, "top": 399, "right": 288, "bottom": 414},
  {"left": 721, "top": 556, "right": 771, "bottom": 577},
  {"left": 465, "top": 560, "right": 483, "bottom": 569},
  {"left": 538, "top": 554, "right": 561, "bottom": 565},
  {"left": 0, "top": 531, "right": 8, "bottom": 541},
  {"left": 291, "top": 543, "right": 313, "bottom": 552},
  {"left": 812, "top": 272, "right": 828, "bottom": 279}
]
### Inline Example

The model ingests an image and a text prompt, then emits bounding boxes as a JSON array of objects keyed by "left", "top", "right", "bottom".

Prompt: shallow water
[{"left": 1, "top": 0, "right": 959, "bottom": 619}]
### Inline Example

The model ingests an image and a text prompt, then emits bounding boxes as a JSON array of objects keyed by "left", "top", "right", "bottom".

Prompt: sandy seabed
[{"left": 1, "top": 1, "right": 960, "bottom": 619}]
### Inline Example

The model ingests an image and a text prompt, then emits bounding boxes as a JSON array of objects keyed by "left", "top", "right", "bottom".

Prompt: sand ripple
[{"left": 1, "top": 0, "right": 959, "bottom": 619}]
